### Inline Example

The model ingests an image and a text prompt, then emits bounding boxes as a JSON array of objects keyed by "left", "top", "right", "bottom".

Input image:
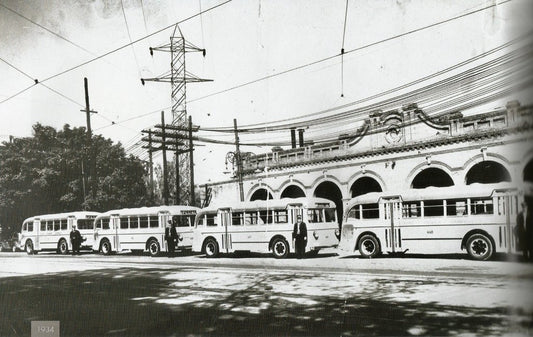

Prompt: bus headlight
[
  {"left": 313, "top": 231, "right": 319, "bottom": 240},
  {"left": 335, "top": 228, "right": 340, "bottom": 237}
]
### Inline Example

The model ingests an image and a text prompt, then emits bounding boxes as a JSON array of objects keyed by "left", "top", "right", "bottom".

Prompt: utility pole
[
  {"left": 83, "top": 77, "right": 97, "bottom": 200},
  {"left": 148, "top": 132, "right": 154, "bottom": 203},
  {"left": 233, "top": 118, "right": 244, "bottom": 202},
  {"left": 142, "top": 24, "right": 211, "bottom": 205},
  {"left": 189, "top": 116, "right": 195, "bottom": 206},
  {"left": 161, "top": 111, "right": 169, "bottom": 206}
]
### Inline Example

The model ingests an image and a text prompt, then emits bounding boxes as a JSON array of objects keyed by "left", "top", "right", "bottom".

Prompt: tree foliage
[{"left": 0, "top": 123, "right": 150, "bottom": 239}]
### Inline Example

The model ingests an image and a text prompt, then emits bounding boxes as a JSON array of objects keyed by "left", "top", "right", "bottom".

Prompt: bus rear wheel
[
  {"left": 100, "top": 239, "right": 112, "bottom": 255},
  {"left": 25, "top": 240, "right": 34, "bottom": 255},
  {"left": 272, "top": 238, "right": 289, "bottom": 259},
  {"left": 466, "top": 233, "right": 493, "bottom": 261},
  {"left": 359, "top": 234, "right": 380, "bottom": 258},
  {"left": 204, "top": 238, "right": 219, "bottom": 258},
  {"left": 58, "top": 239, "right": 69, "bottom": 255},
  {"left": 147, "top": 239, "right": 160, "bottom": 257}
]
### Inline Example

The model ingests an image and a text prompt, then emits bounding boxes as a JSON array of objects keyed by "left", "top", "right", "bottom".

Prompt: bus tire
[
  {"left": 466, "top": 233, "right": 493, "bottom": 261},
  {"left": 271, "top": 238, "right": 289, "bottom": 259},
  {"left": 358, "top": 234, "right": 380, "bottom": 258},
  {"left": 100, "top": 239, "right": 112, "bottom": 255},
  {"left": 58, "top": 239, "right": 69, "bottom": 255},
  {"left": 204, "top": 238, "right": 219, "bottom": 258},
  {"left": 25, "top": 240, "right": 34, "bottom": 255},
  {"left": 147, "top": 239, "right": 160, "bottom": 257}
]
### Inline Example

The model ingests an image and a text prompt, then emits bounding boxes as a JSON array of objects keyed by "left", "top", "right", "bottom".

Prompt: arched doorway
[
  {"left": 280, "top": 185, "right": 306, "bottom": 198},
  {"left": 465, "top": 161, "right": 511, "bottom": 185},
  {"left": 313, "top": 181, "right": 343, "bottom": 226},
  {"left": 249, "top": 188, "right": 273, "bottom": 201},
  {"left": 350, "top": 177, "right": 382, "bottom": 197},
  {"left": 411, "top": 168, "right": 454, "bottom": 189}
]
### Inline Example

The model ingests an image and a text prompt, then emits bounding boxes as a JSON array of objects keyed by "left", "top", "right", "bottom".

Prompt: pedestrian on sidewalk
[
  {"left": 70, "top": 225, "right": 83, "bottom": 255},
  {"left": 292, "top": 214, "right": 307, "bottom": 259}
]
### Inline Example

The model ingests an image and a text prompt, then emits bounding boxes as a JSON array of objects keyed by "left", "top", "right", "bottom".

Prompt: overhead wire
[{"left": 0, "top": 0, "right": 233, "bottom": 105}]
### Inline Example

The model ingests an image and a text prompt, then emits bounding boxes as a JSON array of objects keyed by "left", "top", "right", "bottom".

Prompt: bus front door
[
  {"left": 220, "top": 209, "right": 231, "bottom": 253},
  {"left": 112, "top": 216, "right": 121, "bottom": 252},
  {"left": 159, "top": 212, "right": 169, "bottom": 251},
  {"left": 382, "top": 197, "right": 402, "bottom": 254}
]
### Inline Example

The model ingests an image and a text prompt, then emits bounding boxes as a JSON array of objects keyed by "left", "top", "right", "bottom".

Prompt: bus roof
[
  {"left": 201, "top": 197, "right": 336, "bottom": 213},
  {"left": 22, "top": 211, "right": 101, "bottom": 223},
  {"left": 95, "top": 205, "right": 200, "bottom": 218},
  {"left": 347, "top": 182, "right": 518, "bottom": 206}
]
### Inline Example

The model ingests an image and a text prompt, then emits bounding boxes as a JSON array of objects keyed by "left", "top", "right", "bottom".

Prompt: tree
[{"left": 0, "top": 123, "right": 150, "bottom": 239}]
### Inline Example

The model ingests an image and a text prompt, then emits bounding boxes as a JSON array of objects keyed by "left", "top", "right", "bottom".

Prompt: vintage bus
[
  {"left": 192, "top": 197, "right": 340, "bottom": 258},
  {"left": 93, "top": 205, "right": 199, "bottom": 256},
  {"left": 338, "top": 183, "right": 521, "bottom": 260},
  {"left": 18, "top": 211, "right": 100, "bottom": 255}
]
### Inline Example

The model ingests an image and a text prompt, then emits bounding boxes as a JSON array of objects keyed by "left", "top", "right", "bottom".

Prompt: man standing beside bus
[
  {"left": 70, "top": 225, "right": 83, "bottom": 255},
  {"left": 165, "top": 221, "right": 178, "bottom": 257},
  {"left": 292, "top": 215, "right": 307, "bottom": 259}
]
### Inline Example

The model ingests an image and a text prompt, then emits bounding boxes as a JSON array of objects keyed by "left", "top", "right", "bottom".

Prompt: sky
[{"left": 0, "top": 0, "right": 531, "bottom": 184}]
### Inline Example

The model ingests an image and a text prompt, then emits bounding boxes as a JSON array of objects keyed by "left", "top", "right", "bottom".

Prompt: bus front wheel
[
  {"left": 25, "top": 240, "right": 34, "bottom": 255},
  {"left": 204, "top": 238, "right": 219, "bottom": 258},
  {"left": 147, "top": 239, "right": 160, "bottom": 257},
  {"left": 272, "top": 238, "right": 289, "bottom": 259},
  {"left": 100, "top": 239, "right": 112, "bottom": 255},
  {"left": 58, "top": 239, "right": 69, "bottom": 255},
  {"left": 358, "top": 234, "right": 380, "bottom": 258},
  {"left": 466, "top": 233, "right": 493, "bottom": 261}
]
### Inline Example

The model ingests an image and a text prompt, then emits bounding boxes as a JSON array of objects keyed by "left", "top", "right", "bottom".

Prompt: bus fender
[
  {"left": 269, "top": 235, "right": 289, "bottom": 252},
  {"left": 461, "top": 229, "right": 495, "bottom": 251},
  {"left": 355, "top": 231, "right": 381, "bottom": 251}
]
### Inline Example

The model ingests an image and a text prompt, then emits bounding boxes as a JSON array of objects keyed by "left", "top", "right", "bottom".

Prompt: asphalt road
[{"left": 1, "top": 251, "right": 532, "bottom": 336}]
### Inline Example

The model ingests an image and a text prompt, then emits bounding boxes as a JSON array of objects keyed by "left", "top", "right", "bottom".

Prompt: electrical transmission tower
[{"left": 142, "top": 24, "right": 211, "bottom": 205}]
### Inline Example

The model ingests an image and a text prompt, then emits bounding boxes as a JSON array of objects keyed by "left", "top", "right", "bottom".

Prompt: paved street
[{"left": 1, "top": 251, "right": 532, "bottom": 336}]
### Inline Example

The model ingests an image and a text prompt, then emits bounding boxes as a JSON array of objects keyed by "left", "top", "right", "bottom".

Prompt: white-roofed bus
[
  {"left": 92, "top": 205, "right": 199, "bottom": 256},
  {"left": 338, "top": 183, "right": 521, "bottom": 261},
  {"left": 192, "top": 197, "right": 340, "bottom": 258},
  {"left": 18, "top": 211, "right": 100, "bottom": 255}
]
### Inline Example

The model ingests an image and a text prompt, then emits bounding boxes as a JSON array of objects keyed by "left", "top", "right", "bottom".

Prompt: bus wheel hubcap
[{"left": 472, "top": 239, "right": 487, "bottom": 255}]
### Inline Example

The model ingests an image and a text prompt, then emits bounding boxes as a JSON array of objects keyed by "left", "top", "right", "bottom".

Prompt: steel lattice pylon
[{"left": 142, "top": 24, "right": 211, "bottom": 205}]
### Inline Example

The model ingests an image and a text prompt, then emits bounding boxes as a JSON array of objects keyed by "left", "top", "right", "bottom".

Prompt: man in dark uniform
[
  {"left": 70, "top": 225, "right": 83, "bottom": 255},
  {"left": 292, "top": 215, "right": 307, "bottom": 259},
  {"left": 165, "top": 220, "right": 178, "bottom": 257},
  {"left": 517, "top": 201, "right": 533, "bottom": 261}
]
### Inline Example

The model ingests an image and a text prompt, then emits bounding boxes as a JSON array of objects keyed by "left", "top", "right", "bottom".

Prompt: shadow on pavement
[{"left": 0, "top": 267, "right": 530, "bottom": 336}]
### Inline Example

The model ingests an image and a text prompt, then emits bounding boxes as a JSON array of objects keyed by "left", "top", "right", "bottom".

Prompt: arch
[
  {"left": 350, "top": 176, "right": 383, "bottom": 197},
  {"left": 280, "top": 185, "right": 306, "bottom": 198},
  {"left": 347, "top": 170, "right": 386, "bottom": 197},
  {"left": 465, "top": 160, "right": 511, "bottom": 185},
  {"left": 313, "top": 180, "right": 344, "bottom": 227},
  {"left": 524, "top": 160, "right": 533, "bottom": 182},
  {"left": 411, "top": 167, "right": 454, "bottom": 189},
  {"left": 248, "top": 186, "right": 274, "bottom": 201}
]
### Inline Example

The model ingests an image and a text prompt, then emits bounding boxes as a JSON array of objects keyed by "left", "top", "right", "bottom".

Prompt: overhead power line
[
  {"left": 188, "top": 0, "right": 514, "bottom": 104},
  {"left": 0, "top": 0, "right": 232, "bottom": 106}
]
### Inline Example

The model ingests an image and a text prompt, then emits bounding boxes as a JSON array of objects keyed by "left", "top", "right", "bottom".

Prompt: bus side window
[
  {"left": 140, "top": 216, "right": 149, "bottom": 228},
  {"left": 259, "top": 210, "right": 272, "bottom": 224},
  {"left": 244, "top": 212, "right": 259, "bottom": 225},
  {"left": 447, "top": 199, "right": 467, "bottom": 216},
  {"left": 307, "top": 209, "right": 323, "bottom": 223},
  {"left": 61, "top": 219, "right": 68, "bottom": 230},
  {"left": 130, "top": 216, "right": 139, "bottom": 229},
  {"left": 120, "top": 217, "right": 128, "bottom": 229},
  {"left": 40, "top": 222, "right": 46, "bottom": 231},
  {"left": 347, "top": 206, "right": 359, "bottom": 219},
  {"left": 173, "top": 215, "right": 189, "bottom": 227},
  {"left": 470, "top": 198, "right": 494, "bottom": 215},
  {"left": 424, "top": 200, "right": 444, "bottom": 217},
  {"left": 362, "top": 204, "right": 379, "bottom": 219},
  {"left": 206, "top": 214, "right": 217, "bottom": 226},
  {"left": 47, "top": 221, "right": 53, "bottom": 231},
  {"left": 274, "top": 210, "right": 288, "bottom": 223},
  {"left": 102, "top": 218, "right": 110, "bottom": 230},
  {"left": 54, "top": 220, "right": 60, "bottom": 231},
  {"left": 232, "top": 212, "right": 244, "bottom": 226},
  {"left": 402, "top": 202, "right": 421, "bottom": 218},
  {"left": 28, "top": 222, "right": 34, "bottom": 232},
  {"left": 149, "top": 216, "right": 159, "bottom": 228}
]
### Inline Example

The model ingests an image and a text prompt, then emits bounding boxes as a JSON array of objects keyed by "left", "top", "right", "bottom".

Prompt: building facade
[{"left": 205, "top": 101, "right": 533, "bottom": 222}]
